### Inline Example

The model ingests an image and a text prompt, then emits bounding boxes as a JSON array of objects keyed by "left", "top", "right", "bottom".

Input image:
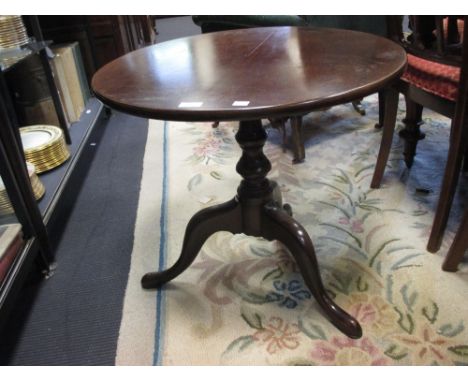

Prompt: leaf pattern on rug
[{"left": 158, "top": 95, "right": 468, "bottom": 365}]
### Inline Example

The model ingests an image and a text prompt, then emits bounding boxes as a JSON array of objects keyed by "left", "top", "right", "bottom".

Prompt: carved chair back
[{"left": 401, "top": 16, "right": 464, "bottom": 66}]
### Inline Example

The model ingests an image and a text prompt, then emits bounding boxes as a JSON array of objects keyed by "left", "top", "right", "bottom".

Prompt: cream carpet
[{"left": 115, "top": 94, "right": 468, "bottom": 365}]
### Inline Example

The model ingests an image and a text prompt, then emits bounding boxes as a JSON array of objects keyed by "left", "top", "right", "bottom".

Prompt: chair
[
  {"left": 442, "top": 28, "right": 468, "bottom": 271},
  {"left": 192, "top": 15, "right": 389, "bottom": 163},
  {"left": 371, "top": 16, "right": 468, "bottom": 255}
]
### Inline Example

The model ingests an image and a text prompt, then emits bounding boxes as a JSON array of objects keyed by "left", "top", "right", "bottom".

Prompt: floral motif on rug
[{"left": 156, "top": 94, "right": 468, "bottom": 365}]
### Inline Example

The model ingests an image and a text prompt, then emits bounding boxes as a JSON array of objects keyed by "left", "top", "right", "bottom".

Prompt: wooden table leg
[
  {"left": 290, "top": 116, "right": 305, "bottom": 164},
  {"left": 352, "top": 99, "right": 366, "bottom": 116},
  {"left": 375, "top": 90, "right": 385, "bottom": 129},
  {"left": 142, "top": 119, "right": 362, "bottom": 339},
  {"left": 371, "top": 88, "right": 399, "bottom": 189},
  {"left": 261, "top": 202, "right": 362, "bottom": 339}
]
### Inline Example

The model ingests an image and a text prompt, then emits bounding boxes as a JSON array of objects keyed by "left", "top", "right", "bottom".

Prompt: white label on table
[
  {"left": 232, "top": 101, "right": 250, "bottom": 106},
  {"left": 178, "top": 102, "right": 203, "bottom": 108}
]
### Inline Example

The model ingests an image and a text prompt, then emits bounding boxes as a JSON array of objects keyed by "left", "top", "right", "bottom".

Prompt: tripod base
[
  {"left": 142, "top": 120, "right": 362, "bottom": 339},
  {"left": 142, "top": 183, "right": 362, "bottom": 339}
]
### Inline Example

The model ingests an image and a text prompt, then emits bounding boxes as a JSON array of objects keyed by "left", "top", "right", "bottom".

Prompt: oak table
[{"left": 92, "top": 26, "right": 407, "bottom": 339}]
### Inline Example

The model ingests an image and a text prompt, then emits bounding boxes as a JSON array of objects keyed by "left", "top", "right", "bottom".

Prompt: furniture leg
[
  {"left": 261, "top": 203, "right": 362, "bottom": 339},
  {"left": 399, "top": 97, "right": 425, "bottom": 168},
  {"left": 290, "top": 115, "right": 305, "bottom": 163},
  {"left": 375, "top": 90, "right": 386, "bottom": 129},
  {"left": 371, "top": 88, "right": 399, "bottom": 188},
  {"left": 427, "top": 111, "right": 467, "bottom": 253},
  {"left": 442, "top": 209, "right": 468, "bottom": 271},
  {"left": 141, "top": 198, "right": 242, "bottom": 288},
  {"left": 352, "top": 99, "right": 366, "bottom": 116}
]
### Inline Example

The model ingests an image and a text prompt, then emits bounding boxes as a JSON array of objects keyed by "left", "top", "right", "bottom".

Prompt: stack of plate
[
  {"left": 20, "top": 125, "right": 70, "bottom": 173},
  {"left": 0, "top": 163, "right": 45, "bottom": 216},
  {"left": 0, "top": 16, "right": 29, "bottom": 49}
]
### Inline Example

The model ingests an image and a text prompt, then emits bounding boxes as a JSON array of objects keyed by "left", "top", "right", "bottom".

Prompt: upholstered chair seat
[{"left": 402, "top": 54, "right": 461, "bottom": 101}]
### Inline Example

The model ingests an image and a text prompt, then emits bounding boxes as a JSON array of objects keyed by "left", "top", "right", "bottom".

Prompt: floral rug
[{"left": 115, "top": 94, "right": 468, "bottom": 365}]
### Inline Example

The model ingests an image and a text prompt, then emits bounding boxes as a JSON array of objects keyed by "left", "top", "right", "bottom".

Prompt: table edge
[{"left": 92, "top": 62, "right": 406, "bottom": 122}]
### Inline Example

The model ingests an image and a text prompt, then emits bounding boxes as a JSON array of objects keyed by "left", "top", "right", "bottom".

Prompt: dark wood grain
[{"left": 92, "top": 26, "right": 406, "bottom": 122}]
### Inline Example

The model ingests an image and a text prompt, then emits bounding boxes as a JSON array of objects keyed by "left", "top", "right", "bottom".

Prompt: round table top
[{"left": 92, "top": 26, "right": 407, "bottom": 122}]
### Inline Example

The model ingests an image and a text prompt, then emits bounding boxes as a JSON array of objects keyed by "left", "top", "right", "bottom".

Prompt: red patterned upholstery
[{"left": 402, "top": 54, "right": 461, "bottom": 101}]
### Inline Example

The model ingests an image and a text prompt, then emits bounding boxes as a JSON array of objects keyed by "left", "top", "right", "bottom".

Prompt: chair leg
[
  {"left": 399, "top": 98, "right": 425, "bottom": 168},
  {"left": 375, "top": 90, "right": 386, "bottom": 129},
  {"left": 442, "top": 209, "right": 468, "bottom": 271},
  {"left": 290, "top": 116, "right": 305, "bottom": 164},
  {"left": 427, "top": 121, "right": 466, "bottom": 253},
  {"left": 371, "top": 88, "right": 399, "bottom": 189},
  {"left": 352, "top": 99, "right": 366, "bottom": 116}
]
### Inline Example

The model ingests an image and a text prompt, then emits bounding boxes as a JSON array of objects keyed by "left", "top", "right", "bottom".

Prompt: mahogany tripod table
[{"left": 92, "top": 26, "right": 406, "bottom": 339}]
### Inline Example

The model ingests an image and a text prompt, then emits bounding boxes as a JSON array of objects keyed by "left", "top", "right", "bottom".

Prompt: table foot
[
  {"left": 141, "top": 198, "right": 242, "bottom": 289},
  {"left": 262, "top": 203, "right": 363, "bottom": 339},
  {"left": 352, "top": 99, "right": 366, "bottom": 116}
]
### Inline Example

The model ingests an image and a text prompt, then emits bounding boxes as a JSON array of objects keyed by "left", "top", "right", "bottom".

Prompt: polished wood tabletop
[{"left": 92, "top": 26, "right": 407, "bottom": 122}]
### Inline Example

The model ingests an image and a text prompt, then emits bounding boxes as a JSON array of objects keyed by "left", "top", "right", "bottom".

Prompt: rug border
[{"left": 154, "top": 121, "right": 169, "bottom": 365}]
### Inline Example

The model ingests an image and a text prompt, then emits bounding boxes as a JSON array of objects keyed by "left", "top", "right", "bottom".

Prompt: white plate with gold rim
[{"left": 20, "top": 125, "right": 63, "bottom": 153}]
